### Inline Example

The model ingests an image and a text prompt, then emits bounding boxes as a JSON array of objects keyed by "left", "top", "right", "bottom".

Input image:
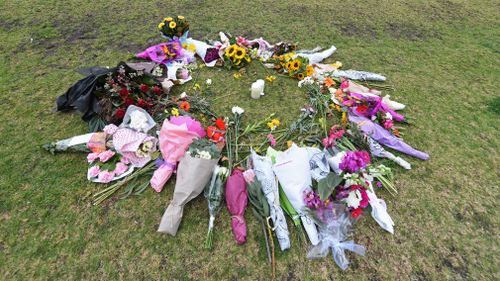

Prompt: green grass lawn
[{"left": 0, "top": 0, "right": 498, "bottom": 280}]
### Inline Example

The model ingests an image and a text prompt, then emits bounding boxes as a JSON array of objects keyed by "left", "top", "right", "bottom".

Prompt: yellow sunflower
[
  {"left": 177, "top": 15, "right": 185, "bottom": 20},
  {"left": 169, "top": 21, "right": 177, "bottom": 29},
  {"left": 291, "top": 60, "right": 301, "bottom": 71},
  {"left": 306, "top": 65, "right": 314, "bottom": 76},
  {"left": 286, "top": 61, "right": 292, "bottom": 70},
  {"left": 158, "top": 22, "right": 165, "bottom": 29},
  {"left": 165, "top": 17, "right": 173, "bottom": 22},
  {"left": 225, "top": 45, "right": 236, "bottom": 57},
  {"left": 234, "top": 47, "right": 246, "bottom": 60},
  {"left": 297, "top": 73, "right": 305, "bottom": 80}
]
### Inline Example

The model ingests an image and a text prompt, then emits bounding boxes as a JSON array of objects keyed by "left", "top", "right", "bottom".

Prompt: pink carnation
[
  {"left": 236, "top": 36, "right": 250, "bottom": 47},
  {"left": 384, "top": 119, "right": 394, "bottom": 129},
  {"left": 114, "top": 162, "right": 129, "bottom": 175},
  {"left": 98, "top": 150, "right": 115, "bottom": 162},
  {"left": 267, "top": 133, "right": 276, "bottom": 147},
  {"left": 98, "top": 170, "right": 115, "bottom": 183},
  {"left": 87, "top": 152, "right": 100, "bottom": 163},
  {"left": 88, "top": 166, "right": 100, "bottom": 178}
]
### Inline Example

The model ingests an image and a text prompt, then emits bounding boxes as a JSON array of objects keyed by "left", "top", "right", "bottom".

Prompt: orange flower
[
  {"left": 324, "top": 77, "right": 336, "bottom": 87},
  {"left": 180, "top": 101, "right": 190, "bottom": 112}
]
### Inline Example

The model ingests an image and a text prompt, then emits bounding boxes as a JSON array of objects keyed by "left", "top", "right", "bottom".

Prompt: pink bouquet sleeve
[
  {"left": 225, "top": 169, "right": 248, "bottom": 244},
  {"left": 150, "top": 119, "right": 202, "bottom": 192}
]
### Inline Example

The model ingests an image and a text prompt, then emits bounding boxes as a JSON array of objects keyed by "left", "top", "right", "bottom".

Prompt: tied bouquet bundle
[
  {"left": 93, "top": 63, "right": 164, "bottom": 124},
  {"left": 306, "top": 203, "right": 365, "bottom": 270},
  {"left": 136, "top": 40, "right": 187, "bottom": 66},
  {"left": 271, "top": 144, "right": 320, "bottom": 245},
  {"left": 268, "top": 53, "right": 313, "bottom": 80},
  {"left": 204, "top": 165, "right": 229, "bottom": 249},
  {"left": 150, "top": 115, "right": 206, "bottom": 192},
  {"left": 225, "top": 169, "right": 248, "bottom": 244},
  {"left": 158, "top": 138, "right": 221, "bottom": 236},
  {"left": 220, "top": 34, "right": 252, "bottom": 69},
  {"left": 157, "top": 16, "right": 189, "bottom": 41}
]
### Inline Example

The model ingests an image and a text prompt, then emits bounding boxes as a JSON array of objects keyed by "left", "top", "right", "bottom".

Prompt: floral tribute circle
[{"left": 47, "top": 16, "right": 428, "bottom": 275}]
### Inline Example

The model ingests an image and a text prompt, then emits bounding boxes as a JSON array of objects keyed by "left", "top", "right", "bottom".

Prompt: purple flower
[
  {"left": 204, "top": 48, "right": 220, "bottom": 63},
  {"left": 339, "top": 151, "right": 371, "bottom": 173},
  {"left": 303, "top": 190, "right": 321, "bottom": 209}
]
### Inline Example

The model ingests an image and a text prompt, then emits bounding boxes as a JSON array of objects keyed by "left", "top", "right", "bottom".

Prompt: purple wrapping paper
[{"left": 349, "top": 113, "right": 429, "bottom": 160}]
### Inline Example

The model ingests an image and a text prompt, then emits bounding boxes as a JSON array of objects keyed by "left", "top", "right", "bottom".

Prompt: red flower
[
  {"left": 115, "top": 108, "right": 126, "bottom": 119},
  {"left": 119, "top": 87, "right": 129, "bottom": 98},
  {"left": 137, "top": 98, "right": 148, "bottom": 108},
  {"left": 351, "top": 208, "right": 363, "bottom": 218},
  {"left": 139, "top": 84, "right": 149, "bottom": 93},
  {"left": 207, "top": 125, "right": 224, "bottom": 142},
  {"left": 180, "top": 101, "right": 190, "bottom": 112},
  {"left": 356, "top": 105, "right": 368, "bottom": 114},
  {"left": 124, "top": 97, "right": 134, "bottom": 106},
  {"left": 152, "top": 85, "right": 162, "bottom": 95},
  {"left": 214, "top": 117, "right": 226, "bottom": 130}
]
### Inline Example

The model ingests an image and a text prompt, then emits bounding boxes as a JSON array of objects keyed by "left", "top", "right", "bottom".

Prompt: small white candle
[{"left": 250, "top": 79, "right": 265, "bottom": 99}]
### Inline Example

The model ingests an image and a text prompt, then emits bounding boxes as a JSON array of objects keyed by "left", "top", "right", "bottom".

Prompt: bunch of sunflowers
[
  {"left": 223, "top": 44, "right": 252, "bottom": 69},
  {"left": 269, "top": 54, "right": 313, "bottom": 80},
  {"left": 158, "top": 16, "right": 189, "bottom": 39}
]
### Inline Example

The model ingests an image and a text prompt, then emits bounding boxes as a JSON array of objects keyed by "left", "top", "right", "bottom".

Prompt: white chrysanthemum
[
  {"left": 231, "top": 106, "right": 245, "bottom": 115},
  {"left": 206, "top": 79, "right": 212, "bottom": 85}
]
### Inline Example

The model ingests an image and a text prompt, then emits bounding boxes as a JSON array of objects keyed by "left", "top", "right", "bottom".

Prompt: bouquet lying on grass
[{"left": 45, "top": 15, "right": 430, "bottom": 277}]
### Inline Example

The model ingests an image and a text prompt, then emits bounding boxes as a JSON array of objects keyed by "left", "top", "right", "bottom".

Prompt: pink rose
[
  {"left": 87, "top": 152, "right": 100, "bottom": 163},
  {"left": 114, "top": 162, "right": 129, "bottom": 175},
  {"left": 88, "top": 166, "right": 100, "bottom": 178},
  {"left": 179, "top": 69, "right": 189, "bottom": 80},
  {"left": 236, "top": 36, "right": 249, "bottom": 47},
  {"left": 384, "top": 119, "right": 394, "bottom": 129},
  {"left": 99, "top": 150, "right": 115, "bottom": 162},
  {"left": 98, "top": 171, "right": 115, "bottom": 183}
]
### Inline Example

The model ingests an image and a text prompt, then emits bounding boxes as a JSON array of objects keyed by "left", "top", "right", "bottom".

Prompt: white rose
[{"left": 206, "top": 79, "right": 212, "bottom": 85}]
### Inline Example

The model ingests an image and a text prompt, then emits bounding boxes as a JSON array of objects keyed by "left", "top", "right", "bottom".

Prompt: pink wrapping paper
[
  {"left": 225, "top": 169, "right": 248, "bottom": 244},
  {"left": 150, "top": 117, "right": 205, "bottom": 192},
  {"left": 112, "top": 128, "right": 157, "bottom": 168}
]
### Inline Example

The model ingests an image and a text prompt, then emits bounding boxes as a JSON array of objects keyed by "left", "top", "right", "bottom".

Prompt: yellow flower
[
  {"left": 306, "top": 65, "right": 314, "bottom": 76},
  {"left": 331, "top": 61, "right": 343, "bottom": 69},
  {"left": 342, "top": 112, "right": 347, "bottom": 128},
  {"left": 158, "top": 22, "right": 165, "bottom": 29},
  {"left": 169, "top": 21, "right": 177, "bottom": 29},
  {"left": 177, "top": 15, "right": 185, "bottom": 20},
  {"left": 225, "top": 45, "right": 236, "bottom": 57},
  {"left": 165, "top": 17, "right": 173, "bottom": 22},
  {"left": 266, "top": 75, "right": 276, "bottom": 82},
  {"left": 171, "top": 108, "right": 179, "bottom": 116},
  {"left": 290, "top": 60, "right": 301, "bottom": 71},
  {"left": 297, "top": 73, "right": 305, "bottom": 80},
  {"left": 267, "top": 118, "right": 280, "bottom": 130},
  {"left": 193, "top": 83, "right": 201, "bottom": 90},
  {"left": 233, "top": 73, "right": 242, "bottom": 79},
  {"left": 244, "top": 56, "right": 251, "bottom": 63},
  {"left": 234, "top": 47, "right": 246, "bottom": 60},
  {"left": 287, "top": 140, "right": 294, "bottom": 148}
]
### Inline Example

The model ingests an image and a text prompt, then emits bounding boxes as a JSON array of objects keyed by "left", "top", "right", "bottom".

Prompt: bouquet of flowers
[
  {"left": 306, "top": 203, "right": 365, "bottom": 270},
  {"left": 250, "top": 150, "right": 290, "bottom": 251},
  {"left": 272, "top": 144, "right": 320, "bottom": 245},
  {"left": 158, "top": 138, "right": 221, "bottom": 235},
  {"left": 136, "top": 40, "right": 188, "bottom": 65},
  {"left": 204, "top": 165, "right": 229, "bottom": 249},
  {"left": 157, "top": 15, "right": 189, "bottom": 41},
  {"left": 220, "top": 34, "right": 252, "bottom": 69},
  {"left": 87, "top": 149, "right": 134, "bottom": 183},
  {"left": 150, "top": 115, "right": 206, "bottom": 192},
  {"left": 93, "top": 63, "right": 165, "bottom": 124},
  {"left": 225, "top": 169, "right": 248, "bottom": 244}
]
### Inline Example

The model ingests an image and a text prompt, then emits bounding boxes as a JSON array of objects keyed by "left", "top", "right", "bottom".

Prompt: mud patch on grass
[
  {"left": 0, "top": 18, "right": 22, "bottom": 31},
  {"left": 336, "top": 21, "right": 377, "bottom": 40},
  {"left": 384, "top": 23, "right": 441, "bottom": 41},
  {"left": 441, "top": 248, "right": 469, "bottom": 279}
]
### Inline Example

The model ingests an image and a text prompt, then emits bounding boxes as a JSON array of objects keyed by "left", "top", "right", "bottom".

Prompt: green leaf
[{"left": 317, "top": 173, "right": 343, "bottom": 201}]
